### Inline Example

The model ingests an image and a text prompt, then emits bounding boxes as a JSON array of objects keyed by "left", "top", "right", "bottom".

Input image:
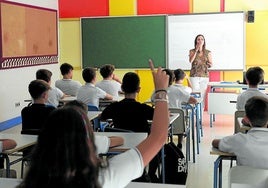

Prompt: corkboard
[{"left": 0, "top": 1, "right": 58, "bottom": 69}]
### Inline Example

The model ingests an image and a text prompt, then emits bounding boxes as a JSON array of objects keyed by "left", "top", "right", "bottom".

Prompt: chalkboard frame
[{"left": 81, "top": 15, "right": 166, "bottom": 69}]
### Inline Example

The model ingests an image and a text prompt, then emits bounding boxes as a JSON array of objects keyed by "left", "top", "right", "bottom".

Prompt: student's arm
[
  {"left": 212, "top": 139, "right": 220, "bottom": 148},
  {"left": 109, "top": 136, "right": 124, "bottom": 147},
  {"left": 136, "top": 59, "right": 169, "bottom": 166},
  {"left": 188, "top": 96, "right": 197, "bottom": 104},
  {"left": 104, "top": 93, "right": 113, "bottom": 100},
  {"left": 0, "top": 139, "right": 17, "bottom": 151},
  {"left": 112, "top": 74, "right": 122, "bottom": 84}
]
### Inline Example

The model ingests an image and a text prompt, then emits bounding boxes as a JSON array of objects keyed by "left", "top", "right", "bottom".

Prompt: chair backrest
[
  {"left": 169, "top": 108, "right": 186, "bottom": 135},
  {"left": 234, "top": 110, "right": 246, "bottom": 134},
  {"left": 88, "top": 104, "right": 99, "bottom": 111},
  {"left": 229, "top": 166, "right": 268, "bottom": 188}
]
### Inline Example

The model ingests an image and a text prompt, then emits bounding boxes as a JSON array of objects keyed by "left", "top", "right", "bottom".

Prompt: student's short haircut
[
  {"left": 174, "top": 69, "right": 186, "bottom": 81},
  {"left": 60, "top": 63, "right": 73, "bottom": 75},
  {"left": 82, "top": 67, "right": 96, "bottom": 83},
  {"left": 36, "top": 69, "right": 52, "bottom": 83},
  {"left": 162, "top": 69, "right": 174, "bottom": 86},
  {"left": 65, "top": 100, "right": 88, "bottom": 114},
  {"left": 121, "top": 72, "right": 140, "bottom": 94},
  {"left": 245, "top": 67, "right": 264, "bottom": 86},
  {"left": 99, "top": 64, "right": 115, "bottom": 79},
  {"left": 245, "top": 96, "right": 268, "bottom": 127},
  {"left": 28, "top": 79, "right": 50, "bottom": 99}
]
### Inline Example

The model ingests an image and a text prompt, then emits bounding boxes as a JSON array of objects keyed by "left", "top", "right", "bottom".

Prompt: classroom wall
[
  {"left": 58, "top": 0, "right": 268, "bottom": 102},
  {"left": 0, "top": 0, "right": 59, "bottom": 124}
]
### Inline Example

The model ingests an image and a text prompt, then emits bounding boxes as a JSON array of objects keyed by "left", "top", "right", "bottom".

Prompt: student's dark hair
[
  {"left": 99, "top": 64, "right": 115, "bottom": 79},
  {"left": 121, "top": 72, "right": 140, "bottom": 94},
  {"left": 17, "top": 107, "right": 101, "bottom": 188},
  {"left": 245, "top": 96, "right": 268, "bottom": 127},
  {"left": 245, "top": 66, "right": 264, "bottom": 86},
  {"left": 65, "top": 100, "right": 88, "bottom": 114},
  {"left": 82, "top": 67, "right": 96, "bottom": 83},
  {"left": 174, "top": 69, "right": 186, "bottom": 81},
  {"left": 162, "top": 69, "right": 174, "bottom": 86},
  {"left": 28, "top": 79, "right": 50, "bottom": 99},
  {"left": 194, "top": 34, "right": 206, "bottom": 51},
  {"left": 60, "top": 63, "right": 73, "bottom": 75},
  {"left": 36, "top": 69, "right": 52, "bottom": 83}
]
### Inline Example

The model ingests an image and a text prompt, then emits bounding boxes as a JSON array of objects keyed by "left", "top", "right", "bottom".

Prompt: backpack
[{"left": 161, "top": 142, "right": 188, "bottom": 184}]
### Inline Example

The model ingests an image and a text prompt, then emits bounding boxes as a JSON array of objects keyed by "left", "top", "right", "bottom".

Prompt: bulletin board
[
  {"left": 0, "top": 1, "right": 58, "bottom": 69},
  {"left": 81, "top": 15, "right": 166, "bottom": 69}
]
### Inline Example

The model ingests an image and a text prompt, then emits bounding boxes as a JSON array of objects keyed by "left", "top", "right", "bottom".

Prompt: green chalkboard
[{"left": 81, "top": 16, "right": 166, "bottom": 69}]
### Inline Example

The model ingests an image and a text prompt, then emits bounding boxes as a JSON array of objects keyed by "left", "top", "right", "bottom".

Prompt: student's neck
[
  {"left": 63, "top": 75, "right": 71, "bottom": 79},
  {"left": 33, "top": 99, "right": 46, "bottom": 104},
  {"left": 104, "top": 76, "right": 113, "bottom": 80},
  {"left": 124, "top": 93, "right": 137, "bottom": 99},
  {"left": 175, "top": 80, "right": 183, "bottom": 84},
  {"left": 248, "top": 84, "right": 258, "bottom": 88}
]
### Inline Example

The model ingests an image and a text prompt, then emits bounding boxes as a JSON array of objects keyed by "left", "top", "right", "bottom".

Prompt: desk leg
[
  {"left": 2, "top": 154, "right": 10, "bottom": 178},
  {"left": 213, "top": 156, "right": 224, "bottom": 188},
  {"left": 161, "top": 146, "right": 165, "bottom": 183},
  {"left": 191, "top": 107, "right": 196, "bottom": 163}
]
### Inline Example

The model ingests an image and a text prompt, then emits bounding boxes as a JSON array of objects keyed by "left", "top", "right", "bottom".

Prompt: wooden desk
[
  {"left": 0, "top": 133, "right": 37, "bottom": 177},
  {"left": 59, "top": 96, "right": 77, "bottom": 104},
  {"left": 0, "top": 178, "right": 22, "bottom": 188},
  {"left": 125, "top": 182, "right": 186, "bottom": 188},
  {"left": 87, "top": 111, "right": 102, "bottom": 121},
  {"left": 210, "top": 147, "right": 236, "bottom": 188},
  {"left": 94, "top": 132, "right": 147, "bottom": 153}
]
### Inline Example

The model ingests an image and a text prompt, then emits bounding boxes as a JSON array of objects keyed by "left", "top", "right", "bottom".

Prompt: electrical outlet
[{"left": 15, "top": 102, "right": 20, "bottom": 107}]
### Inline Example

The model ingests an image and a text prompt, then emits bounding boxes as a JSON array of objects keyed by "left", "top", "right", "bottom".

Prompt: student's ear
[
  {"left": 41, "top": 91, "right": 49, "bottom": 100},
  {"left": 136, "top": 87, "right": 141, "bottom": 93}
]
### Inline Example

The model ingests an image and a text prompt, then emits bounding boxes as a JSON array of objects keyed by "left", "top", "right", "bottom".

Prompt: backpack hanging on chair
[{"left": 161, "top": 141, "right": 188, "bottom": 185}]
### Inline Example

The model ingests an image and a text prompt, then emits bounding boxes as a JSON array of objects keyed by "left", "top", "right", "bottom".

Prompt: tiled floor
[{"left": 3, "top": 111, "right": 235, "bottom": 187}]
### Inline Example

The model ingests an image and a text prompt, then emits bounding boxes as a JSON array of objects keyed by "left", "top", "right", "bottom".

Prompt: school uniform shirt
[
  {"left": 77, "top": 83, "right": 107, "bottom": 107},
  {"left": 94, "top": 135, "right": 110, "bottom": 154},
  {"left": 47, "top": 87, "right": 64, "bottom": 107},
  {"left": 236, "top": 88, "right": 268, "bottom": 110},
  {"left": 167, "top": 84, "right": 191, "bottom": 108},
  {"left": 96, "top": 80, "right": 121, "bottom": 99},
  {"left": 219, "top": 127, "right": 268, "bottom": 168},
  {"left": 98, "top": 148, "right": 144, "bottom": 188},
  {"left": 21, "top": 103, "right": 56, "bottom": 130},
  {"left": 55, "top": 79, "right": 82, "bottom": 96},
  {"left": 100, "top": 98, "right": 154, "bottom": 133}
]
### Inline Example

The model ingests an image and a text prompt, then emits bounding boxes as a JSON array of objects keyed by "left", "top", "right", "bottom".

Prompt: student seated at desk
[
  {"left": 236, "top": 67, "right": 268, "bottom": 111},
  {"left": 77, "top": 67, "right": 113, "bottom": 108},
  {"left": 16, "top": 60, "right": 169, "bottom": 188},
  {"left": 0, "top": 139, "right": 17, "bottom": 169},
  {"left": 212, "top": 96, "right": 268, "bottom": 168},
  {"left": 55, "top": 63, "right": 82, "bottom": 96},
  {"left": 96, "top": 64, "right": 122, "bottom": 100},
  {"left": 21, "top": 80, "right": 56, "bottom": 132},
  {"left": 36, "top": 69, "right": 65, "bottom": 107},
  {"left": 64, "top": 100, "right": 124, "bottom": 154}
]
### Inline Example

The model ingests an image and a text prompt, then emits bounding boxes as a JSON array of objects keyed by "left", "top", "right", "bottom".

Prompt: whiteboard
[{"left": 167, "top": 12, "right": 245, "bottom": 70}]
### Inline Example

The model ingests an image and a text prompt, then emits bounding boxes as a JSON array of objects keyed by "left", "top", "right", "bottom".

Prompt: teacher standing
[{"left": 189, "top": 34, "right": 212, "bottom": 99}]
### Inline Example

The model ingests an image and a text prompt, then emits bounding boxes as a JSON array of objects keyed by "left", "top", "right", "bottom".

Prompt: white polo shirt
[
  {"left": 219, "top": 127, "right": 268, "bottom": 168},
  {"left": 98, "top": 148, "right": 144, "bottom": 188},
  {"left": 96, "top": 80, "right": 121, "bottom": 99},
  {"left": 167, "top": 84, "right": 191, "bottom": 108},
  {"left": 77, "top": 83, "right": 107, "bottom": 107}
]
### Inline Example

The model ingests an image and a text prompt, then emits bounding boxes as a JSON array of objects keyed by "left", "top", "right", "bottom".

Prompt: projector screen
[{"left": 167, "top": 12, "right": 245, "bottom": 70}]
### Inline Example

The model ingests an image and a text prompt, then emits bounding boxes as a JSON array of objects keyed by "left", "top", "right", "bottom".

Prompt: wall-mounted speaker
[{"left": 248, "top": 10, "right": 254, "bottom": 23}]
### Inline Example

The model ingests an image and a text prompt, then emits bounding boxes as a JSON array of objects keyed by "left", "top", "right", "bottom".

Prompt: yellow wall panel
[
  {"left": 225, "top": 0, "right": 268, "bottom": 11},
  {"left": 193, "top": 0, "right": 221, "bottom": 13},
  {"left": 136, "top": 70, "right": 154, "bottom": 103},
  {"left": 109, "top": 0, "right": 136, "bottom": 16},
  {"left": 59, "top": 19, "right": 83, "bottom": 82},
  {"left": 246, "top": 11, "right": 268, "bottom": 67}
]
